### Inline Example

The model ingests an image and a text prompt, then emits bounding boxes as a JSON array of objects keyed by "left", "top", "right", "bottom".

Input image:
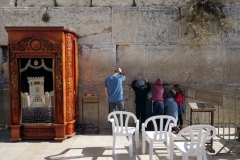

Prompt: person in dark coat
[{"left": 131, "top": 76, "right": 151, "bottom": 127}]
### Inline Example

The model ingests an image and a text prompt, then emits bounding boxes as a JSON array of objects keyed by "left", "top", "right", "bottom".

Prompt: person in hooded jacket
[
  {"left": 152, "top": 78, "right": 164, "bottom": 116},
  {"left": 131, "top": 76, "right": 151, "bottom": 127}
]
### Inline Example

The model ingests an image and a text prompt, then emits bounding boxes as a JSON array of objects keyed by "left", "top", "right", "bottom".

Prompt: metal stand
[
  {"left": 189, "top": 103, "right": 216, "bottom": 153},
  {"left": 81, "top": 96, "right": 99, "bottom": 134}
]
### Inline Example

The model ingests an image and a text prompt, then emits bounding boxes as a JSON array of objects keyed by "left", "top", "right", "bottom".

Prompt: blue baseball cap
[{"left": 138, "top": 80, "right": 145, "bottom": 86}]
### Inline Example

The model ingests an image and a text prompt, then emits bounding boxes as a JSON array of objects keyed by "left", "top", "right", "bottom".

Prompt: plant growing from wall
[
  {"left": 180, "top": 0, "right": 236, "bottom": 44},
  {"left": 42, "top": 8, "right": 50, "bottom": 22},
  {"left": 132, "top": 0, "right": 136, "bottom": 7}
]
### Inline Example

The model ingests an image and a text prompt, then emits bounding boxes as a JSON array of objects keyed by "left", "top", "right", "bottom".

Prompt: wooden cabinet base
[
  {"left": 9, "top": 125, "right": 21, "bottom": 142},
  {"left": 9, "top": 123, "right": 77, "bottom": 141}
]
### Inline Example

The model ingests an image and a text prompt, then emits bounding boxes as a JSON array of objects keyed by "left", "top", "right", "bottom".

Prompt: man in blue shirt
[{"left": 105, "top": 68, "right": 126, "bottom": 113}]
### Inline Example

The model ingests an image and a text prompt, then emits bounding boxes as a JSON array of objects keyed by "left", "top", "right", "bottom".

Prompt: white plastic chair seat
[
  {"left": 114, "top": 127, "right": 135, "bottom": 135},
  {"left": 145, "top": 131, "right": 168, "bottom": 140},
  {"left": 174, "top": 142, "right": 203, "bottom": 155}
]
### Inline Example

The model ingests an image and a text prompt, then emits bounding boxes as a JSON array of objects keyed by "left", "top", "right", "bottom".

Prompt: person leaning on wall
[
  {"left": 131, "top": 76, "right": 151, "bottom": 129},
  {"left": 151, "top": 78, "right": 164, "bottom": 116},
  {"left": 173, "top": 84, "right": 185, "bottom": 130}
]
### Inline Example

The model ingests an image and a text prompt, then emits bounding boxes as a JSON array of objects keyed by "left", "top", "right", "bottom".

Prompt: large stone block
[
  {"left": 0, "top": 0, "right": 15, "bottom": 7},
  {"left": 0, "top": 7, "right": 112, "bottom": 45},
  {"left": 50, "top": 7, "right": 112, "bottom": 45},
  {"left": 135, "top": 0, "right": 190, "bottom": 7},
  {"left": 0, "top": 85, "right": 10, "bottom": 124},
  {"left": 92, "top": 0, "right": 133, "bottom": 7},
  {"left": 2, "top": 61, "right": 8, "bottom": 82},
  {"left": 191, "top": 45, "right": 225, "bottom": 84},
  {"left": 116, "top": 45, "right": 145, "bottom": 82},
  {"left": 224, "top": 45, "right": 240, "bottom": 83},
  {"left": 112, "top": 7, "right": 180, "bottom": 44},
  {"left": 0, "top": 7, "right": 46, "bottom": 45},
  {"left": 80, "top": 45, "right": 116, "bottom": 82},
  {"left": 145, "top": 45, "right": 193, "bottom": 84},
  {"left": 222, "top": 3, "right": 240, "bottom": 44},
  {"left": 56, "top": 0, "right": 91, "bottom": 7},
  {"left": 0, "top": 48, "right": 2, "bottom": 76},
  {"left": 17, "top": 0, "right": 55, "bottom": 7}
]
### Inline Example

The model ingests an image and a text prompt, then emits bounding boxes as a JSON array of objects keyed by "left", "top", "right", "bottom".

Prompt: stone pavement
[{"left": 0, "top": 128, "right": 240, "bottom": 160}]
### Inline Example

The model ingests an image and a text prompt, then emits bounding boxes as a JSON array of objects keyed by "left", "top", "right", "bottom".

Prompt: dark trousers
[
  {"left": 136, "top": 103, "right": 146, "bottom": 125},
  {"left": 178, "top": 114, "right": 183, "bottom": 125}
]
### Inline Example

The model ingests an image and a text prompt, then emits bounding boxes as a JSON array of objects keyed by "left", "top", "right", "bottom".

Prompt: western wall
[{"left": 0, "top": 0, "right": 240, "bottom": 128}]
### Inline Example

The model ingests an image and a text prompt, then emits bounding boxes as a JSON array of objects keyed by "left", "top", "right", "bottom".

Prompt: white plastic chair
[
  {"left": 108, "top": 111, "right": 139, "bottom": 157},
  {"left": 142, "top": 115, "right": 177, "bottom": 160},
  {"left": 169, "top": 125, "right": 217, "bottom": 160}
]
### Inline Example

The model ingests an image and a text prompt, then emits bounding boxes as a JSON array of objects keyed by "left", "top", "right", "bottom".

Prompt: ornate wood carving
[
  {"left": 66, "top": 33, "right": 74, "bottom": 121},
  {"left": 9, "top": 51, "right": 19, "bottom": 118}
]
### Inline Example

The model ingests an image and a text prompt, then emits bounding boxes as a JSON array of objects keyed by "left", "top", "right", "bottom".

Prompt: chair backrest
[
  {"left": 143, "top": 115, "right": 177, "bottom": 141},
  {"left": 108, "top": 111, "right": 139, "bottom": 135},
  {"left": 175, "top": 125, "right": 216, "bottom": 156}
]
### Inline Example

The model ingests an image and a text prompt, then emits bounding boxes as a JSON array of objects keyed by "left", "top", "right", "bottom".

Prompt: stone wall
[{"left": 0, "top": 0, "right": 240, "bottom": 128}]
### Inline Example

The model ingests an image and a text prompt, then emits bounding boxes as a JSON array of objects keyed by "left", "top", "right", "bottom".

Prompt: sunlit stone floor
[{"left": 0, "top": 128, "right": 240, "bottom": 160}]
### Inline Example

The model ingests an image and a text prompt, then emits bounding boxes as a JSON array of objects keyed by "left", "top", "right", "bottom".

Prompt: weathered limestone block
[
  {"left": 50, "top": 7, "right": 112, "bottom": 44},
  {"left": 135, "top": 0, "right": 190, "bottom": 7},
  {"left": 191, "top": 45, "right": 225, "bottom": 84},
  {"left": 0, "top": 7, "right": 46, "bottom": 45},
  {"left": 0, "top": 7, "right": 112, "bottom": 45},
  {"left": 222, "top": 3, "right": 240, "bottom": 44},
  {"left": 0, "top": 47, "right": 2, "bottom": 78},
  {"left": 92, "top": 0, "right": 133, "bottom": 7},
  {"left": 0, "top": 85, "right": 10, "bottom": 124},
  {"left": 112, "top": 7, "right": 180, "bottom": 44},
  {"left": 56, "top": 0, "right": 91, "bottom": 7},
  {"left": 2, "top": 61, "right": 8, "bottom": 82},
  {"left": 117, "top": 45, "right": 145, "bottom": 82},
  {"left": 0, "top": 0, "right": 15, "bottom": 7},
  {"left": 224, "top": 45, "right": 240, "bottom": 83},
  {"left": 17, "top": 0, "right": 55, "bottom": 7},
  {"left": 145, "top": 45, "right": 193, "bottom": 84},
  {"left": 223, "top": 95, "right": 237, "bottom": 124},
  {"left": 80, "top": 45, "right": 116, "bottom": 82}
]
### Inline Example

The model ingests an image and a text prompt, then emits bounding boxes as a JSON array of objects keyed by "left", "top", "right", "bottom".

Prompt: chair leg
[
  {"left": 129, "top": 134, "right": 133, "bottom": 157},
  {"left": 197, "top": 155, "right": 203, "bottom": 160},
  {"left": 169, "top": 142, "right": 174, "bottom": 160},
  {"left": 135, "top": 131, "right": 139, "bottom": 149},
  {"left": 203, "top": 150, "right": 208, "bottom": 160},
  {"left": 112, "top": 134, "right": 116, "bottom": 156},
  {"left": 149, "top": 139, "right": 153, "bottom": 160},
  {"left": 182, "top": 154, "right": 188, "bottom": 160},
  {"left": 142, "top": 134, "right": 146, "bottom": 154}
]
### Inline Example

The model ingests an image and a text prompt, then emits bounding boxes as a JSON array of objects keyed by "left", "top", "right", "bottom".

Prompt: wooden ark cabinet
[{"left": 5, "top": 27, "right": 79, "bottom": 141}]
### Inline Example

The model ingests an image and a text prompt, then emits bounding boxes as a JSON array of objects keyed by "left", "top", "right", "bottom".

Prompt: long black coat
[{"left": 131, "top": 80, "right": 151, "bottom": 106}]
